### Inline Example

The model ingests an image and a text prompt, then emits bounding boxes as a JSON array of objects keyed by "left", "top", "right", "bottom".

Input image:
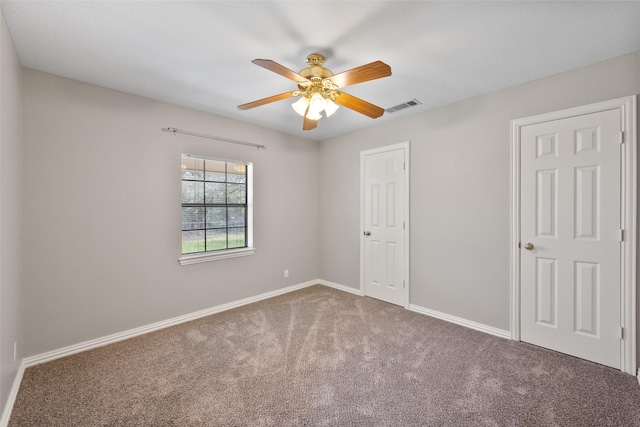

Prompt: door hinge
[
  {"left": 619, "top": 326, "right": 624, "bottom": 339},
  {"left": 403, "top": 221, "right": 406, "bottom": 230},
  {"left": 618, "top": 131, "right": 625, "bottom": 144},
  {"left": 619, "top": 229, "right": 624, "bottom": 242},
  {"left": 403, "top": 280, "right": 406, "bottom": 289}
]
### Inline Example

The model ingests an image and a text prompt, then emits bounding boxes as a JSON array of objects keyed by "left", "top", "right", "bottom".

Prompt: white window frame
[{"left": 179, "top": 154, "right": 254, "bottom": 266}]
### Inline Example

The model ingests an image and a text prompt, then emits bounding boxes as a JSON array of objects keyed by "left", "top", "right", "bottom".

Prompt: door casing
[
  {"left": 360, "top": 141, "right": 410, "bottom": 308},
  {"left": 510, "top": 96, "right": 637, "bottom": 374}
]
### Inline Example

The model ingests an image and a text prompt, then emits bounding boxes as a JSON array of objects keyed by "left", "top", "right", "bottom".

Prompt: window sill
[{"left": 179, "top": 247, "right": 255, "bottom": 266}]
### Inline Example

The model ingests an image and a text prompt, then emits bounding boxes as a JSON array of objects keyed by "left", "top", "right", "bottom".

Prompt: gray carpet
[{"left": 9, "top": 285, "right": 640, "bottom": 426}]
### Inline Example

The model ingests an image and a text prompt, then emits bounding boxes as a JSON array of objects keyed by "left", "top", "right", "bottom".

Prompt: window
[{"left": 179, "top": 154, "right": 254, "bottom": 265}]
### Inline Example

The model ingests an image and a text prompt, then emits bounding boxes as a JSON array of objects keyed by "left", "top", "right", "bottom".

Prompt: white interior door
[
  {"left": 361, "top": 144, "right": 408, "bottom": 307},
  {"left": 520, "top": 108, "right": 622, "bottom": 369}
]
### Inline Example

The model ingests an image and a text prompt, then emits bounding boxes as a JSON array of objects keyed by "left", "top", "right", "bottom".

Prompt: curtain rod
[{"left": 162, "top": 127, "right": 267, "bottom": 150}]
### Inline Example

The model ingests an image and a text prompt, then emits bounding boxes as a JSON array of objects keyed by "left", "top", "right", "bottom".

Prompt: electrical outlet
[
  {"left": 13, "top": 342, "right": 17, "bottom": 362},
  {"left": 284, "top": 269, "right": 289, "bottom": 278}
]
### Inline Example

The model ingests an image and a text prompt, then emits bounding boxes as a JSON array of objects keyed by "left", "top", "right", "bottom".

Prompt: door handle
[
  {"left": 363, "top": 231, "right": 371, "bottom": 236},
  {"left": 523, "top": 242, "right": 534, "bottom": 250}
]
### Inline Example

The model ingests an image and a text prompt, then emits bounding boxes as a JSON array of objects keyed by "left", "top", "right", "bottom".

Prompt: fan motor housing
[{"left": 299, "top": 53, "right": 333, "bottom": 80}]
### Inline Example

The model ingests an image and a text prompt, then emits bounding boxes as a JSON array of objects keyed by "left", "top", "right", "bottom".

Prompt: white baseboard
[
  {"left": 24, "top": 279, "right": 319, "bottom": 368},
  {"left": 317, "top": 279, "right": 363, "bottom": 296},
  {"left": 408, "top": 304, "right": 511, "bottom": 339},
  {"left": 0, "top": 360, "right": 25, "bottom": 427},
  {"left": 319, "top": 281, "right": 509, "bottom": 340}
]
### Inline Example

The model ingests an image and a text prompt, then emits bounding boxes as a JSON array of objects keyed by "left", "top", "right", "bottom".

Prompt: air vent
[{"left": 386, "top": 98, "right": 422, "bottom": 113}]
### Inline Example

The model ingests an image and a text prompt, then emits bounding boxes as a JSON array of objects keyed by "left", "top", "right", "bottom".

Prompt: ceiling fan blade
[
  {"left": 252, "top": 59, "right": 309, "bottom": 83},
  {"left": 303, "top": 116, "right": 317, "bottom": 131},
  {"left": 329, "top": 61, "right": 391, "bottom": 88},
  {"left": 237, "top": 91, "right": 296, "bottom": 110},
  {"left": 334, "top": 91, "right": 385, "bottom": 119},
  {"left": 302, "top": 105, "right": 317, "bottom": 130}
]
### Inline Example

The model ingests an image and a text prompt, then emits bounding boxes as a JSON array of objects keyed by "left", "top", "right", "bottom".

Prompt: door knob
[
  {"left": 363, "top": 231, "right": 371, "bottom": 236},
  {"left": 523, "top": 242, "right": 534, "bottom": 250}
]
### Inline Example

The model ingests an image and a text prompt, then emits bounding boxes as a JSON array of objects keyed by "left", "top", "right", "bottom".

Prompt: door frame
[
  {"left": 360, "top": 141, "right": 410, "bottom": 308},
  {"left": 510, "top": 96, "right": 637, "bottom": 374}
]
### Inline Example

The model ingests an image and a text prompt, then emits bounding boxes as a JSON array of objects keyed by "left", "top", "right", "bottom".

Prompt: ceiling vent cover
[{"left": 386, "top": 98, "right": 422, "bottom": 113}]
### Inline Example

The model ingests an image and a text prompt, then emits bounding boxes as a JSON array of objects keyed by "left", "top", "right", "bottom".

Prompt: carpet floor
[{"left": 9, "top": 285, "right": 640, "bottom": 426}]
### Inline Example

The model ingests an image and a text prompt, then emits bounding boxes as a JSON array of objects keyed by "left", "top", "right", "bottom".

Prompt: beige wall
[
  {"left": 319, "top": 52, "right": 640, "bottom": 332},
  {"left": 22, "top": 70, "right": 320, "bottom": 356},
  {"left": 0, "top": 8, "right": 24, "bottom": 416}
]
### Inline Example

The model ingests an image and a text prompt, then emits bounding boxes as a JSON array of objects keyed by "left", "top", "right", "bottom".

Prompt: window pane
[
  {"left": 182, "top": 230, "right": 205, "bottom": 254},
  {"left": 205, "top": 182, "right": 226, "bottom": 204},
  {"left": 228, "top": 207, "right": 245, "bottom": 227},
  {"left": 206, "top": 229, "right": 227, "bottom": 251},
  {"left": 227, "top": 163, "right": 246, "bottom": 183},
  {"left": 206, "top": 207, "right": 227, "bottom": 228},
  {"left": 182, "top": 181, "right": 204, "bottom": 204},
  {"left": 181, "top": 154, "right": 252, "bottom": 256},
  {"left": 226, "top": 183, "right": 246, "bottom": 204},
  {"left": 205, "top": 160, "right": 226, "bottom": 182},
  {"left": 228, "top": 228, "right": 246, "bottom": 248},
  {"left": 182, "top": 207, "right": 204, "bottom": 230},
  {"left": 182, "top": 156, "right": 204, "bottom": 180}
]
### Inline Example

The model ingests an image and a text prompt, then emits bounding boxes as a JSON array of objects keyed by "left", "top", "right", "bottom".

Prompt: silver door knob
[
  {"left": 523, "top": 242, "right": 534, "bottom": 250},
  {"left": 363, "top": 231, "right": 371, "bottom": 236}
]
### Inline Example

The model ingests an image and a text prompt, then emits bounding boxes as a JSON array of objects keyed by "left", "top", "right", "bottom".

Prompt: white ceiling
[{"left": 3, "top": 1, "right": 640, "bottom": 141}]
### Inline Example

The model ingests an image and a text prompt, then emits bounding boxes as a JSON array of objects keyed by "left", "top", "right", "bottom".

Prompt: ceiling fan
[{"left": 237, "top": 53, "right": 392, "bottom": 131}]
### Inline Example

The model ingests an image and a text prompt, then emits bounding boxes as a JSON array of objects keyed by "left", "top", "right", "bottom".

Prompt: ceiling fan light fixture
[
  {"left": 308, "top": 93, "right": 326, "bottom": 116},
  {"left": 292, "top": 96, "right": 310, "bottom": 116},
  {"left": 306, "top": 111, "right": 323, "bottom": 121},
  {"left": 324, "top": 98, "right": 339, "bottom": 117}
]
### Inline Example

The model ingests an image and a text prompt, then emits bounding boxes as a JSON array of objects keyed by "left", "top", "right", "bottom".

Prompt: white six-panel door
[
  {"left": 519, "top": 108, "right": 622, "bottom": 369},
  {"left": 361, "top": 144, "right": 408, "bottom": 307}
]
